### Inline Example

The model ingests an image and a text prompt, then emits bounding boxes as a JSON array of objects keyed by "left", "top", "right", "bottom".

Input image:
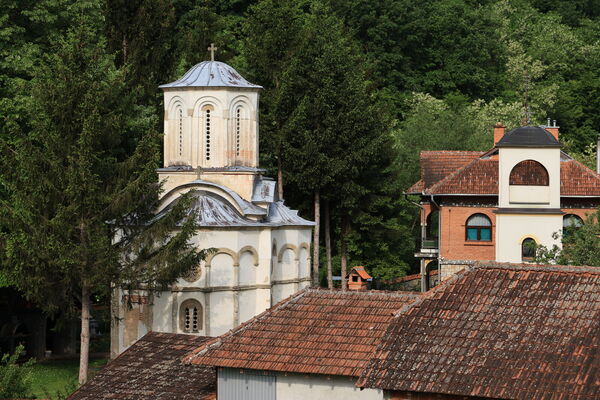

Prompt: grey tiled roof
[
  {"left": 496, "top": 125, "right": 562, "bottom": 147},
  {"left": 159, "top": 61, "right": 262, "bottom": 89}
]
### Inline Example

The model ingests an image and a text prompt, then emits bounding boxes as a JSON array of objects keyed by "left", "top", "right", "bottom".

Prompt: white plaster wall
[
  {"left": 276, "top": 373, "right": 383, "bottom": 400},
  {"left": 498, "top": 148, "right": 561, "bottom": 208},
  {"left": 163, "top": 88, "right": 259, "bottom": 169},
  {"left": 239, "top": 248, "right": 257, "bottom": 286},
  {"left": 272, "top": 283, "right": 296, "bottom": 304},
  {"left": 151, "top": 291, "right": 173, "bottom": 332},
  {"left": 210, "top": 253, "right": 236, "bottom": 287},
  {"left": 496, "top": 213, "right": 562, "bottom": 262},
  {"left": 208, "top": 291, "right": 234, "bottom": 336}
]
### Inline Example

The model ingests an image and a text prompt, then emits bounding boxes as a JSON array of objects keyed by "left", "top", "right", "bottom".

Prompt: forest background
[{"left": 2, "top": 0, "right": 600, "bottom": 284}]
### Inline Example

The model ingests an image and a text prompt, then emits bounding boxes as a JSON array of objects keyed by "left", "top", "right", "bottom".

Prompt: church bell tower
[{"left": 158, "top": 45, "right": 263, "bottom": 200}]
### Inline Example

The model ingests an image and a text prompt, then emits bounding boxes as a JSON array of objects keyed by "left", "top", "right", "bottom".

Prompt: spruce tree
[{"left": 0, "top": 21, "right": 203, "bottom": 384}]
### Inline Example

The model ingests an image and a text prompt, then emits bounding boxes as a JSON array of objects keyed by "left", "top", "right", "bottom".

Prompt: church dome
[
  {"left": 159, "top": 61, "right": 262, "bottom": 89},
  {"left": 496, "top": 126, "right": 562, "bottom": 148}
]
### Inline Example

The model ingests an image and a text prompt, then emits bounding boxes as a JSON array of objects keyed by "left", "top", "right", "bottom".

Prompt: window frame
[
  {"left": 521, "top": 237, "right": 537, "bottom": 262},
  {"left": 465, "top": 213, "right": 492, "bottom": 242}
]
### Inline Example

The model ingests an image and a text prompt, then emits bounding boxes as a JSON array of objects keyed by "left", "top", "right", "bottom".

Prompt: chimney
[
  {"left": 545, "top": 119, "right": 559, "bottom": 140},
  {"left": 494, "top": 122, "right": 505, "bottom": 146}
]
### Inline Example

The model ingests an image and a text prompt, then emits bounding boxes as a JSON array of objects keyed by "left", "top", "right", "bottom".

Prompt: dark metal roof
[
  {"left": 159, "top": 61, "right": 262, "bottom": 89},
  {"left": 496, "top": 126, "right": 562, "bottom": 148}
]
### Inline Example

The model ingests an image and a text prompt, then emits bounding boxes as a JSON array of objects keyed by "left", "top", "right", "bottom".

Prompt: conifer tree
[{"left": 0, "top": 21, "right": 203, "bottom": 384}]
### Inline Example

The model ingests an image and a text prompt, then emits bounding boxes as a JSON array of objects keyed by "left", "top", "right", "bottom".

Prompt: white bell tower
[{"left": 158, "top": 48, "right": 262, "bottom": 200}]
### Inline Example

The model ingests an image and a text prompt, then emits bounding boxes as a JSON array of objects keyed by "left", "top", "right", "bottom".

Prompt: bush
[{"left": 0, "top": 344, "right": 35, "bottom": 398}]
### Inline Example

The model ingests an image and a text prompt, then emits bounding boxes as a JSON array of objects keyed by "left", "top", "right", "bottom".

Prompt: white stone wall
[
  {"left": 498, "top": 147, "right": 561, "bottom": 209},
  {"left": 162, "top": 88, "right": 259, "bottom": 169},
  {"left": 276, "top": 373, "right": 383, "bottom": 400},
  {"left": 496, "top": 213, "right": 562, "bottom": 263}
]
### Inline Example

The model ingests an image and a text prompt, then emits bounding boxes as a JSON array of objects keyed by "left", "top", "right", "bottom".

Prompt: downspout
[
  {"left": 431, "top": 194, "right": 441, "bottom": 287},
  {"left": 404, "top": 193, "right": 427, "bottom": 291}
]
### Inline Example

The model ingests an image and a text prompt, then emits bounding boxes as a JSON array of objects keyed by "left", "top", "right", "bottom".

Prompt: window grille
[
  {"left": 205, "top": 109, "right": 211, "bottom": 161},
  {"left": 236, "top": 108, "right": 241, "bottom": 157},
  {"left": 178, "top": 108, "right": 183, "bottom": 157}
]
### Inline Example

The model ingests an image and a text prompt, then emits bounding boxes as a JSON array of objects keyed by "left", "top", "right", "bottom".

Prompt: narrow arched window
[
  {"left": 466, "top": 213, "right": 492, "bottom": 241},
  {"left": 509, "top": 160, "right": 549, "bottom": 186},
  {"left": 235, "top": 107, "right": 241, "bottom": 157},
  {"left": 204, "top": 108, "right": 212, "bottom": 161},
  {"left": 179, "top": 299, "right": 203, "bottom": 333},
  {"left": 521, "top": 238, "right": 537, "bottom": 262},
  {"left": 177, "top": 107, "right": 183, "bottom": 157},
  {"left": 563, "top": 214, "right": 583, "bottom": 238}
]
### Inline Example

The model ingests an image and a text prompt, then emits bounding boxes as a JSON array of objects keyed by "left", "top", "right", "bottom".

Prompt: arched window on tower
[
  {"left": 201, "top": 106, "right": 214, "bottom": 162},
  {"left": 177, "top": 107, "right": 183, "bottom": 157},
  {"left": 235, "top": 106, "right": 242, "bottom": 158},
  {"left": 179, "top": 299, "right": 203, "bottom": 333},
  {"left": 521, "top": 238, "right": 537, "bottom": 262},
  {"left": 466, "top": 213, "right": 492, "bottom": 241},
  {"left": 563, "top": 214, "right": 583, "bottom": 238},
  {"left": 509, "top": 160, "right": 549, "bottom": 186}
]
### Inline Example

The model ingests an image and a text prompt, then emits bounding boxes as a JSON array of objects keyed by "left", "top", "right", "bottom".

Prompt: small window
[
  {"left": 235, "top": 107, "right": 241, "bottom": 157},
  {"left": 352, "top": 275, "right": 359, "bottom": 282},
  {"left": 563, "top": 214, "right": 583, "bottom": 238},
  {"left": 177, "top": 107, "right": 183, "bottom": 157},
  {"left": 466, "top": 213, "right": 492, "bottom": 241},
  {"left": 203, "top": 108, "right": 212, "bottom": 161},
  {"left": 179, "top": 299, "right": 203, "bottom": 333},
  {"left": 521, "top": 238, "right": 537, "bottom": 262}
]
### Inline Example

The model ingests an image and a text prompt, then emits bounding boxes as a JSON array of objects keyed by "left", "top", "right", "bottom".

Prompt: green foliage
[
  {"left": 535, "top": 210, "right": 600, "bottom": 266},
  {"left": 0, "top": 20, "right": 203, "bottom": 317},
  {"left": 0, "top": 345, "right": 34, "bottom": 399}
]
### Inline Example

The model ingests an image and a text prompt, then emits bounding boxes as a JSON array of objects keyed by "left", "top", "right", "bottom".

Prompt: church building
[
  {"left": 111, "top": 56, "right": 314, "bottom": 357},
  {"left": 408, "top": 123, "right": 600, "bottom": 289}
]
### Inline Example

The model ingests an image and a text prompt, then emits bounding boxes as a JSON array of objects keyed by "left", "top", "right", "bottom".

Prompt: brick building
[{"left": 407, "top": 123, "right": 600, "bottom": 288}]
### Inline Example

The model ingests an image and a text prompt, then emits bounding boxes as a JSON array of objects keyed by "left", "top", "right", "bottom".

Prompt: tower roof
[
  {"left": 159, "top": 61, "right": 262, "bottom": 90},
  {"left": 496, "top": 126, "right": 562, "bottom": 148}
]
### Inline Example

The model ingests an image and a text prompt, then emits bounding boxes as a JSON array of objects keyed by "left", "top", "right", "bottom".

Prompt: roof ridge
[
  {"left": 306, "top": 287, "right": 422, "bottom": 298},
  {"left": 182, "top": 288, "right": 310, "bottom": 364},
  {"left": 473, "top": 261, "right": 600, "bottom": 275},
  {"left": 425, "top": 155, "right": 486, "bottom": 194},
  {"left": 565, "top": 158, "right": 600, "bottom": 180},
  {"left": 420, "top": 150, "right": 485, "bottom": 155}
]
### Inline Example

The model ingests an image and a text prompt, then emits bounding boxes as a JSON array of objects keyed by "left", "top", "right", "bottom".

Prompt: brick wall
[{"left": 439, "top": 206, "right": 495, "bottom": 261}]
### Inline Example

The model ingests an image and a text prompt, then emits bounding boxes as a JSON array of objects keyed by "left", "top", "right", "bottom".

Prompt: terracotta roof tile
[
  {"left": 420, "top": 151, "right": 485, "bottom": 188},
  {"left": 184, "top": 289, "right": 419, "bottom": 377},
  {"left": 349, "top": 266, "right": 372, "bottom": 280},
  {"left": 68, "top": 332, "right": 215, "bottom": 400},
  {"left": 358, "top": 262, "right": 600, "bottom": 399},
  {"left": 415, "top": 154, "right": 600, "bottom": 197}
]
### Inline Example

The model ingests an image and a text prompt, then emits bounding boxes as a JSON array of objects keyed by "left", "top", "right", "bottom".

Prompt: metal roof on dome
[
  {"left": 159, "top": 61, "right": 262, "bottom": 89},
  {"left": 496, "top": 126, "right": 562, "bottom": 148}
]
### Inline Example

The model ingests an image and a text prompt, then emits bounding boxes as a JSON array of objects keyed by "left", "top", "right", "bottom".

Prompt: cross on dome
[{"left": 208, "top": 43, "right": 218, "bottom": 61}]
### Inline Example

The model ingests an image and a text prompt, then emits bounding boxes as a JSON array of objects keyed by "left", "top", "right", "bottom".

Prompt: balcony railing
[{"left": 422, "top": 239, "right": 439, "bottom": 249}]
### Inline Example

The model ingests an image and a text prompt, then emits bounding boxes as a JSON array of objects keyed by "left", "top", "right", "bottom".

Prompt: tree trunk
[
  {"left": 325, "top": 200, "right": 333, "bottom": 289},
  {"left": 78, "top": 284, "right": 91, "bottom": 385},
  {"left": 312, "top": 190, "right": 320, "bottom": 287},
  {"left": 340, "top": 215, "right": 349, "bottom": 291},
  {"left": 277, "top": 153, "right": 284, "bottom": 200}
]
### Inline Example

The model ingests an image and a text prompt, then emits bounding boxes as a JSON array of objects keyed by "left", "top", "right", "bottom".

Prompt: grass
[{"left": 29, "top": 357, "right": 108, "bottom": 399}]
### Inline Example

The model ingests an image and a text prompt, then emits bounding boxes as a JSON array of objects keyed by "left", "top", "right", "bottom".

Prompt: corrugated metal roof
[{"left": 159, "top": 61, "right": 262, "bottom": 89}]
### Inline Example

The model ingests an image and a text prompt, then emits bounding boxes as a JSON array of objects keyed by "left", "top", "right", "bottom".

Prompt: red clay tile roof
[
  {"left": 561, "top": 159, "right": 600, "bottom": 196},
  {"left": 426, "top": 158, "right": 498, "bottom": 195},
  {"left": 420, "top": 151, "right": 484, "bottom": 188},
  {"left": 357, "top": 262, "right": 600, "bottom": 399},
  {"left": 349, "top": 266, "right": 372, "bottom": 280},
  {"left": 410, "top": 151, "right": 600, "bottom": 196},
  {"left": 68, "top": 332, "right": 215, "bottom": 400},
  {"left": 184, "top": 289, "right": 419, "bottom": 377}
]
